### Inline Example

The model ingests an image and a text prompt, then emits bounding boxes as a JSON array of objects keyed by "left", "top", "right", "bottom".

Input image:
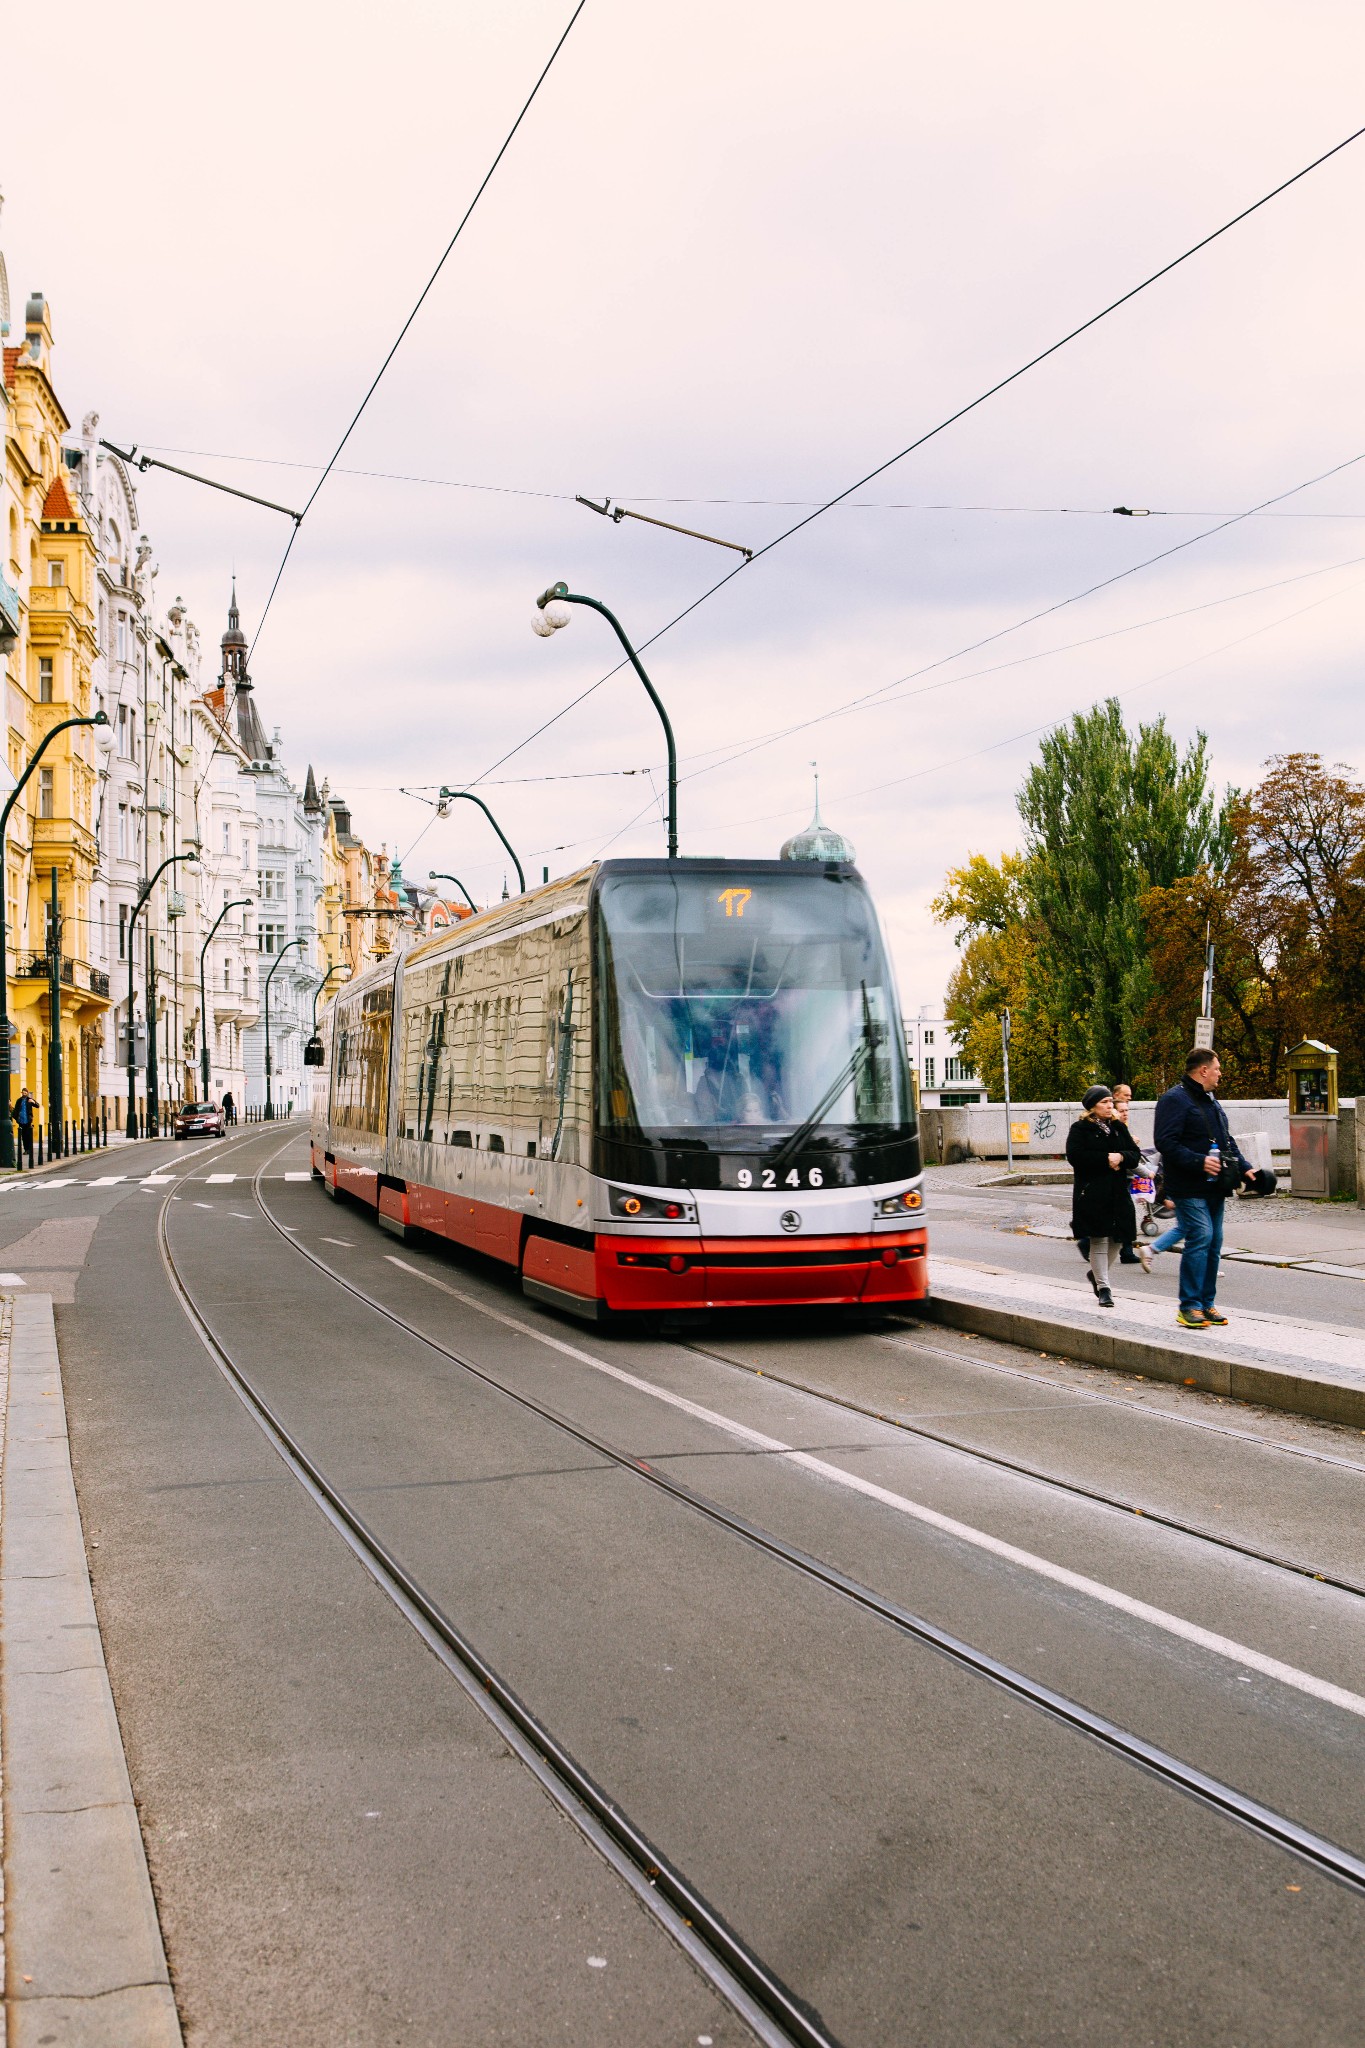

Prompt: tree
[
  {"left": 1017, "top": 700, "right": 1228, "bottom": 1083},
  {"left": 1140, "top": 755, "right": 1365, "bottom": 1093},
  {"left": 931, "top": 852, "right": 1090, "bottom": 1098}
]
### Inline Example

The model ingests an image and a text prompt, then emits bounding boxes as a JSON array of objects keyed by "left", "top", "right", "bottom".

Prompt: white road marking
[
  {"left": 230, "top": 1212, "right": 254, "bottom": 1220},
  {"left": 321, "top": 1238, "right": 353, "bottom": 1247},
  {"left": 283, "top": 1171, "right": 312, "bottom": 1181},
  {"left": 0, "top": 1274, "right": 26, "bottom": 1286},
  {"left": 193, "top": 1202, "right": 213, "bottom": 1210},
  {"left": 142, "top": 1175, "right": 176, "bottom": 1186},
  {"left": 85, "top": 1176, "right": 126, "bottom": 1187},
  {"left": 385, "top": 1253, "right": 1365, "bottom": 1722},
  {"left": 30, "top": 1178, "right": 78, "bottom": 1188},
  {"left": 206, "top": 1174, "right": 236, "bottom": 1184}
]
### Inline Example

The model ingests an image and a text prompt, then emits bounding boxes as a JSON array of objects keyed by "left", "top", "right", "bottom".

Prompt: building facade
[{"left": 905, "top": 1009, "right": 986, "bottom": 1108}]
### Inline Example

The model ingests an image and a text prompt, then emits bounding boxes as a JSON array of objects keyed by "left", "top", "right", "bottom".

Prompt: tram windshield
[{"left": 595, "top": 868, "right": 912, "bottom": 1152}]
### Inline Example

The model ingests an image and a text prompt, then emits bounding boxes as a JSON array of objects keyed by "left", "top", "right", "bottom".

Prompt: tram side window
[{"left": 332, "top": 986, "right": 393, "bottom": 1135}]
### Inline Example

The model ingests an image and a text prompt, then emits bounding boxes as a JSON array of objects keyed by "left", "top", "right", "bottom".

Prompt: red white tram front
[{"left": 312, "top": 856, "right": 926, "bottom": 1318}]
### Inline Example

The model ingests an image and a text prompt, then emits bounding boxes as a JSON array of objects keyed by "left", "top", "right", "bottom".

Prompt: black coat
[
  {"left": 1153, "top": 1076, "right": 1250, "bottom": 1201},
  {"left": 1066, "top": 1115, "right": 1139, "bottom": 1240}
]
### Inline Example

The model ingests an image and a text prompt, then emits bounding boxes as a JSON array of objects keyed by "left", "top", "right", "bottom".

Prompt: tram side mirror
[{"left": 303, "top": 1034, "right": 325, "bottom": 1067}]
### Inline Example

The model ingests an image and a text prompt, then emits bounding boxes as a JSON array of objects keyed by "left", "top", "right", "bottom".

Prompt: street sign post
[{"left": 1001, "top": 1008, "right": 1014, "bottom": 1172}]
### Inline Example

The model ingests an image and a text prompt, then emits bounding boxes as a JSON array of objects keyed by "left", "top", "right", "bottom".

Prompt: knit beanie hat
[{"left": 1081, "top": 1085, "right": 1114, "bottom": 1111}]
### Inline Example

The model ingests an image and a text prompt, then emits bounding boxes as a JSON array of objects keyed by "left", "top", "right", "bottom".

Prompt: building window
[
  {"left": 116, "top": 614, "right": 128, "bottom": 661},
  {"left": 259, "top": 868, "right": 284, "bottom": 902},
  {"left": 38, "top": 657, "right": 53, "bottom": 704},
  {"left": 259, "top": 921, "right": 285, "bottom": 955},
  {"left": 924, "top": 1029, "right": 935, "bottom": 1047},
  {"left": 944, "top": 1056, "right": 977, "bottom": 1084},
  {"left": 48, "top": 560, "right": 64, "bottom": 588},
  {"left": 222, "top": 821, "right": 232, "bottom": 854},
  {"left": 223, "top": 960, "right": 230, "bottom": 991},
  {"left": 117, "top": 805, "right": 128, "bottom": 859},
  {"left": 38, "top": 768, "right": 54, "bottom": 820},
  {"left": 118, "top": 904, "right": 128, "bottom": 960},
  {"left": 923, "top": 1056, "right": 935, "bottom": 1088}
]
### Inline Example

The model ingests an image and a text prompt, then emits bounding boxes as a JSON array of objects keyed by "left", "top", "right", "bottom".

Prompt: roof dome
[{"left": 780, "top": 775, "right": 855, "bottom": 863}]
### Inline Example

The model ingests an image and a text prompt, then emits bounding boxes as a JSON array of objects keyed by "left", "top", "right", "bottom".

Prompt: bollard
[{"left": 101, "top": 1113, "right": 107, "bottom": 1148}]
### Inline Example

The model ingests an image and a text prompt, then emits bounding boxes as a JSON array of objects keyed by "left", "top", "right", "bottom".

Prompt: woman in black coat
[{"left": 1065, "top": 1084, "right": 1145, "bottom": 1306}]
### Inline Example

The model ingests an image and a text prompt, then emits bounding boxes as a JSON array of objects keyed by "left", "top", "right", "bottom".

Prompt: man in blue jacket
[{"left": 1153, "top": 1048, "right": 1254, "bottom": 1329}]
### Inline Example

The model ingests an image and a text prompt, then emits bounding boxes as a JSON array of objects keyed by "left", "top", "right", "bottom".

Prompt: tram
[{"left": 311, "top": 857, "right": 926, "bottom": 1318}]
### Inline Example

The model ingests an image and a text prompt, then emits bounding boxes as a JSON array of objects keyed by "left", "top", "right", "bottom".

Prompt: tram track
[
  {"left": 151, "top": 1131, "right": 1365, "bottom": 1913},
  {"left": 677, "top": 1337, "right": 1365, "bottom": 1601}
]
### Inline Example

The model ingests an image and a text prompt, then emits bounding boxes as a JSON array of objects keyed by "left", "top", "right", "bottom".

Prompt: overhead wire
[
  {"left": 466, "top": 116, "right": 1365, "bottom": 789},
  {"left": 244, "top": 0, "right": 589, "bottom": 665}
]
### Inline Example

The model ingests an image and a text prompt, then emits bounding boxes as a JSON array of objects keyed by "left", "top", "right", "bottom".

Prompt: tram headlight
[
  {"left": 875, "top": 1188, "right": 922, "bottom": 1217},
  {"left": 608, "top": 1186, "right": 697, "bottom": 1223}
]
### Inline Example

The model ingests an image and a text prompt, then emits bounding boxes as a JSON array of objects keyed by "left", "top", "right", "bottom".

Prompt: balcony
[{"left": 13, "top": 958, "right": 112, "bottom": 1003}]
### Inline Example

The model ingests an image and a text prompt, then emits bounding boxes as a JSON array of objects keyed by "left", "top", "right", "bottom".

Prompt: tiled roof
[
  {"left": 2, "top": 348, "right": 19, "bottom": 391},
  {"left": 41, "top": 475, "right": 75, "bottom": 521}
]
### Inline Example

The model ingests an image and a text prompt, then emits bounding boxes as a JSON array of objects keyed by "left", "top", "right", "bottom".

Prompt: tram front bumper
[{"left": 598, "top": 1230, "right": 927, "bottom": 1312}]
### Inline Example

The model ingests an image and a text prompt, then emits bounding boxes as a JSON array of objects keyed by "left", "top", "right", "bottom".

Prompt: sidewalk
[
  {"left": 922, "top": 1255, "right": 1365, "bottom": 1431},
  {"left": 0, "top": 1292, "right": 180, "bottom": 2045}
]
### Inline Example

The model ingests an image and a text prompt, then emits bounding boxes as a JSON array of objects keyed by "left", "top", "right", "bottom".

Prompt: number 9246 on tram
[{"left": 311, "top": 856, "right": 926, "bottom": 1319}]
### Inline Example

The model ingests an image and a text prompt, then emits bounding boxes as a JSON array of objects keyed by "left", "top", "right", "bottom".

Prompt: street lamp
[
  {"left": 434, "top": 790, "right": 525, "bottom": 895},
  {"left": 534, "top": 582, "right": 677, "bottom": 859},
  {"left": 0, "top": 711, "right": 110, "bottom": 1168},
  {"left": 428, "top": 871, "right": 478, "bottom": 912},
  {"left": 263, "top": 935, "right": 306, "bottom": 1120},
  {"left": 303, "top": 962, "right": 350, "bottom": 1067},
  {"left": 199, "top": 897, "right": 253, "bottom": 1097},
  {"left": 128, "top": 846, "right": 199, "bottom": 1140}
]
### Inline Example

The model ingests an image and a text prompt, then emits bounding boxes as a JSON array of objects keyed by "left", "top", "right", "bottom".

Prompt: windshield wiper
[{"left": 770, "top": 985, "right": 882, "bottom": 1172}]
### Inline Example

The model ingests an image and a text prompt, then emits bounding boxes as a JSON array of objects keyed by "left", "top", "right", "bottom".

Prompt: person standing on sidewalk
[
  {"left": 11, "top": 1087, "right": 36, "bottom": 1166},
  {"left": 222, "top": 1089, "right": 236, "bottom": 1126},
  {"left": 1066, "top": 1085, "right": 1146, "bottom": 1307},
  {"left": 1153, "top": 1048, "right": 1255, "bottom": 1330}
]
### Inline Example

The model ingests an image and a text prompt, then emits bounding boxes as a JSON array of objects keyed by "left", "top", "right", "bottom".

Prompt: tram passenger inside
[{"left": 624, "top": 1001, "right": 792, "bottom": 1128}]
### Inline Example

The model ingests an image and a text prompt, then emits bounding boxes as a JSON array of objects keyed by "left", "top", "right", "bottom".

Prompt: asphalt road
[{"left": 22, "top": 1128, "right": 1365, "bottom": 2044}]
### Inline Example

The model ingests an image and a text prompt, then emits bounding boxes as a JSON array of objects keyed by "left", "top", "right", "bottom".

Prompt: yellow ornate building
[{"left": 2, "top": 294, "right": 110, "bottom": 1132}]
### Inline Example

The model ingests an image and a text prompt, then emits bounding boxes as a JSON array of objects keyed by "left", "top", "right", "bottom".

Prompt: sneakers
[
  {"left": 1096, "top": 1286, "right": 1115, "bottom": 1308},
  {"left": 1202, "top": 1308, "right": 1229, "bottom": 1327},
  {"left": 1136, "top": 1243, "right": 1153, "bottom": 1274},
  {"left": 1176, "top": 1308, "right": 1209, "bottom": 1329}
]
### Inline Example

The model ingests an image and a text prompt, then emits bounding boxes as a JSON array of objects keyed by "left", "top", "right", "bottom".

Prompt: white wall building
[{"left": 905, "top": 1008, "right": 986, "bottom": 1108}]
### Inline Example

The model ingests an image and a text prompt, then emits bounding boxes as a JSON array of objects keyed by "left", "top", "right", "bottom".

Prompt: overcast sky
[{"left": 5, "top": 1, "right": 1364, "bottom": 1008}]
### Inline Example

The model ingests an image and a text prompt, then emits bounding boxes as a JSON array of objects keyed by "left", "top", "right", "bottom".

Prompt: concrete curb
[
  {"left": 2, "top": 1293, "right": 182, "bottom": 2047},
  {"left": 918, "top": 1288, "right": 1365, "bottom": 1431}
]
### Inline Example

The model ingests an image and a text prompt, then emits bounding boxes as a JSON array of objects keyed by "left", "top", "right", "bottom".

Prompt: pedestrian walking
[
  {"left": 11, "top": 1087, "right": 36, "bottom": 1165},
  {"left": 222, "top": 1089, "right": 236, "bottom": 1126},
  {"left": 1109, "top": 1083, "right": 1144, "bottom": 1265},
  {"left": 1066, "top": 1085, "right": 1148, "bottom": 1307},
  {"left": 1152, "top": 1048, "right": 1255, "bottom": 1330}
]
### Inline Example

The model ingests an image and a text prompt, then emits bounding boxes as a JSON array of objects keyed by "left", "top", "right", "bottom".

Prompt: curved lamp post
[
  {"left": 127, "top": 846, "right": 199, "bottom": 1141},
  {"left": 434, "top": 790, "right": 525, "bottom": 895},
  {"left": 263, "top": 935, "right": 306, "bottom": 1120},
  {"left": 311, "top": 961, "right": 349, "bottom": 1031},
  {"left": 0, "top": 711, "right": 110, "bottom": 1167},
  {"left": 198, "top": 897, "right": 253, "bottom": 1097},
  {"left": 534, "top": 583, "right": 677, "bottom": 858},
  {"left": 428, "top": 870, "right": 478, "bottom": 912}
]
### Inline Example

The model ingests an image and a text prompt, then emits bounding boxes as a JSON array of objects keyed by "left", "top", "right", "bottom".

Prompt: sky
[{"left": 4, "top": 0, "right": 1364, "bottom": 1011}]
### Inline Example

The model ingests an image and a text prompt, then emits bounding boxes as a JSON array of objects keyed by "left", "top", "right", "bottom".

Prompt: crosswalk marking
[
  {"left": 206, "top": 1174, "right": 236, "bottom": 1184},
  {"left": 0, "top": 1273, "right": 26, "bottom": 1286},
  {"left": 142, "top": 1175, "right": 176, "bottom": 1186},
  {"left": 86, "top": 1176, "right": 126, "bottom": 1187},
  {"left": 283, "top": 1171, "right": 312, "bottom": 1182}
]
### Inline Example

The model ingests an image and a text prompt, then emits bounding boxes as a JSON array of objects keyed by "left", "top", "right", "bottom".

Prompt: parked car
[{"left": 174, "top": 1100, "right": 226, "bottom": 1139}]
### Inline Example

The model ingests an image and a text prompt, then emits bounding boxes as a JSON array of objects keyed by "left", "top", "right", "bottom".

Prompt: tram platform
[{"left": 921, "top": 1255, "right": 1365, "bottom": 1431}]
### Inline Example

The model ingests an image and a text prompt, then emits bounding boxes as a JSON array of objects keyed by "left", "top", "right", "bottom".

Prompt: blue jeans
[{"left": 1172, "top": 1195, "right": 1224, "bottom": 1311}]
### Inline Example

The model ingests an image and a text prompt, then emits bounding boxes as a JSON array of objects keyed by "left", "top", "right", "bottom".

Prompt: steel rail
[
  {"left": 231, "top": 1151, "right": 1365, "bottom": 1899},
  {"left": 156, "top": 1152, "right": 836, "bottom": 2048},
  {"left": 678, "top": 1340, "right": 1365, "bottom": 1601}
]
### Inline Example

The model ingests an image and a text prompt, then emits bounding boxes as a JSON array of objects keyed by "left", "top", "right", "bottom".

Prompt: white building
[
  {"left": 224, "top": 623, "right": 324, "bottom": 1117},
  {"left": 905, "top": 1008, "right": 986, "bottom": 1108}
]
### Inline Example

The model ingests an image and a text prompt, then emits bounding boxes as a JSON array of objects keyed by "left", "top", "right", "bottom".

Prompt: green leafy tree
[{"left": 1017, "top": 700, "right": 1228, "bottom": 1084}]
